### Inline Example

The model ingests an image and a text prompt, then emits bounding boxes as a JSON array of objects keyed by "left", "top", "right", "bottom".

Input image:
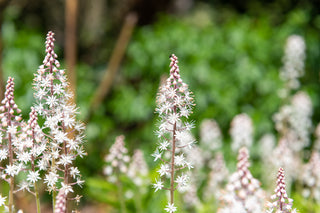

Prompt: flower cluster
[
  {"left": 127, "top": 149, "right": 149, "bottom": 186},
  {"left": 32, "top": 31, "right": 86, "bottom": 211},
  {"left": 258, "top": 133, "right": 276, "bottom": 159},
  {"left": 273, "top": 91, "right": 312, "bottom": 153},
  {"left": 300, "top": 151, "right": 320, "bottom": 201},
  {"left": 266, "top": 167, "right": 298, "bottom": 213},
  {"left": 219, "top": 147, "right": 265, "bottom": 213},
  {"left": 54, "top": 189, "right": 67, "bottom": 213},
  {"left": 183, "top": 182, "right": 201, "bottom": 208},
  {"left": 103, "top": 135, "right": 130, "bottom": 182},
  {"left": 153, "top": 54, "right": 195, "bottom": 212},
  {"left": 279, "top": 34, "right": 306, "bottom": 97},
  {"left": 205, "top": 152, "right": 229, "bottom": 201},
  {"left": 0, "top": 77, "right": 24, "bottom": 212},
  {"left": 270, "top": 35, "right": 311, "bottom": 192},
  {"left": 103, "top": 136, "right": 150, "bottom": 213},
  {"left": 0, "top": 77, "right": 23, "bottom": 175},
  {"left": 230, "top": 113, "right": 253, "bottom": 152},
  {"left": 19, "top": 108, "right": 47, "bottom": 188},
  {"left": 199, "top": 119, "right": 222, "bottom": 159},
  {"left": 268, "top": 137, "right": 298, "bottom": 186}
]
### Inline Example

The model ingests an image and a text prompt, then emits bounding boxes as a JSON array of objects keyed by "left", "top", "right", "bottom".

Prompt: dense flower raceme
[
  {"left": 302, "top": 125, "right": 320, "bottom": 201},
  {"left": 0, "top": 77, "right": 24, "bottom": 210},
  {"left": 230, "top": 113, "right": 253, "bottom": 152},
  {"left": 218, "top": 147, "right": 265, "bottom": 213},
  {"left": 54, "top": 188, "right": 67, "bottom": 213},
  {"left": 0, "top": 78, "right": 23, "bottom": 176},
  {"left": 258, "top": 133, "right": 279, "bottom": 187},
  {"left": 258, "top": 133, "right": 276, "bottom": 160},
  {"left": 153, "top": 54, "right": 195, "bottom": 213},
  {"left": 33, "top": 31, "right": 86, "bottom": 205},
  {"left": 183, "top": 182, "right": 201, "bottom": 208},
  {"left": 15, "top": 107, "right": 47, "bottom": 200},
  {"left": 273, "top": 91, "right": 312, "bottom": 153},
  {"left": 199, "top": 119, "right": 222, "bottom": 160},
  {"left": 127, "top": 149, "right": 149, "bottom": 186},
  {"left": 266, "top": 167, "right": 298, "bottom": 213},
  {"left": 103, "top": 135, "right": 130, "bottom": 182},
  {"left": 267, "top": 92, "right": 312, "bottom": 189},
  {"left": 268, "top": 137, "right": 298, "bottom": 187},
  {"left": 279, "top": 35, "right": 306, "bottom": 97},
  {"left": 300, "top": 151, "right": 320, "bottom": 201},
  {"left": 103, "top": 136, "right": 150, "bottom": 212},
  {"left": 205, "top": 152, "right": 229, "bottom": 201}
]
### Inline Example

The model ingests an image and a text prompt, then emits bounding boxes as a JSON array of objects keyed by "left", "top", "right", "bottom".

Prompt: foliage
[{"left": 123, "top": 7, "right": 320, "bottom": 140}]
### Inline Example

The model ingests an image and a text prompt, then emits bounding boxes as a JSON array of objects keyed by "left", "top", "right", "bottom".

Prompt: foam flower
[
  {"left": 230, "top": 113, "right": 253, "bottom": 152},
  {"left": 103, "top": 135, "right": 130, "bottom": 182},
  {"left": 219, "top": 147, "right": 265, "bottom": 213},
  {"left": 153, "top": 54, "right": 195, "bottom": 212},
  {"left": 279, "top": 35, "right": 306, "bottom": 96},
  {"left": 0, "top": 77, "right": 24, "bottom": 212},
  {"left": 266, "top": 167, "right": 298, "bottom": 213},
  {"left": 33, "top": 31, "right": 86, "bottom": 211}
]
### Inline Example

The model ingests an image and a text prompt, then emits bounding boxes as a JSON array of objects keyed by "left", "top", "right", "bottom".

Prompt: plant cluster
[
  {"left": 0, "top": 31, "right": 85, "bottom": 213},
  {"left": 97, "top": 32, "right": 320, "bottom": 213},
  {"left": 1, "top": 14, "right": 320, "bottom": 213}
]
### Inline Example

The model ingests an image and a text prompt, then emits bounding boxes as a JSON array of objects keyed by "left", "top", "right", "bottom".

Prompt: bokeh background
[{"left": 0, "top": 0, "right": 320, "bottom": 212}]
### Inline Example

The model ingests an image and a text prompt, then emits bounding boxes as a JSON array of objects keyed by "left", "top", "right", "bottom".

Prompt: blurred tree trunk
[
  {"left": 65, "top": 0, "right": 78, "bottom": 103},
  {"left": 88, "top": 12, "right": 138, "bottom": 119},
  {"left": 64, "top": 1, "right": 78, "bottom": 212},
  {"left": 80, "top": 0, "right": 106, "bottom": 48},
  {"left": 0, "top": 0, "right": 9, "bottom": 102}
]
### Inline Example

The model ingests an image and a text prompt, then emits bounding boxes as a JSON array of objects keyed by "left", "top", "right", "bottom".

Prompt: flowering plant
[
  {"left": 0, "top": 31, "right": 85, "bottom": 213},
  {"left": 153, "top": 54, "right": 195, "bottom": 212}
]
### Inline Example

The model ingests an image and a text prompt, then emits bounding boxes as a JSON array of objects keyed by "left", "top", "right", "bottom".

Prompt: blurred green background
[{"left": 1, "top": 0, "right": 320, "bottom": 212}]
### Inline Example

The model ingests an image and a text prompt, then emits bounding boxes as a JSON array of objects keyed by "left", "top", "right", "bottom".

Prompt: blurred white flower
[
  {"left": 280, "top": 35, "right": 306, "bottom": 95},
  {"left": 200, "top": 119, "right": 222, "bottom": 159},
  {"left": 230, "top": 113, "right": 253, "bottom": 152},
  {"left": 103, "top": 135, "right": 130, "bottom": 178},
  {"left": 273, "top": 91, "right": 312, "bottom": 152},
  {"left": 127, "top": 149, "right": 149, "bottom": 186}
]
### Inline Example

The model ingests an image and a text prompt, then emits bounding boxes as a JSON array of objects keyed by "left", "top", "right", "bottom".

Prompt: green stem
[
  {"left": 117, "top": 173, "right": 126, "bottom": 213},
  {"left": 51, "top": 157, "right": 56, "bottom": 212},
  {"left": 8, "top": 176, "right": 14, "bottom": 213},
  {"left": 31, "top": 129, "right": 41, "bottom": 213},
  {"left": 134, "top": 187, "right": 143, "bottom": 213},
  {"left": 52, "top": 190, "right": 56, "bottom": 212},
  {"left": 34, "top": 183, "right": 41, "bottom": 213}
]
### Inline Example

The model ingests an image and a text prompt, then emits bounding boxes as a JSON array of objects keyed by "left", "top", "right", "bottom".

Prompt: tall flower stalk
[
  {"left": 0, "top": 77, "right": 23, "bottom": 213},
  {"left": 127, "top": 149, "right": 149, "bottom": 213},
  {"left": 33, "top": 31, "right": 86, "bottom": 212},
  {"left": 219, "top": 147, "right": 265, "bottom": 213},
  {"left": 279, "top": 35, "right": 306, "bottom": 99},
  {"left": 153, "top": 54, "right": 195, "bottom": 212},
  {"left": 103, "top": 135, "right": 130, "bottom": 213},
  {"left": 266, "top": 167, "right": 298, "bottom": 213},
  {"left": 18, "top": 107, "right": 47, "bottom": 213}
]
